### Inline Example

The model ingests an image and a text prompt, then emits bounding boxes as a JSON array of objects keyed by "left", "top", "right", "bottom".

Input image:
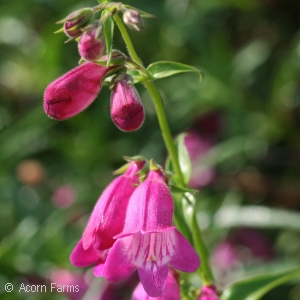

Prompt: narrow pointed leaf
[
  {"left": 147, "top": 61, "right": 203, "bottom": 81},
  {"left": 165, "top": 133, "right": 192, "bottom": 185},
  {"left": 221, "top": 268, "right": 300, "bottom": 300},
  {"left": 103, "top": 16, "right": 114, "bottom": 66},
  {"left": 176, "top": 133, "right": 192, "bottom": 185}
]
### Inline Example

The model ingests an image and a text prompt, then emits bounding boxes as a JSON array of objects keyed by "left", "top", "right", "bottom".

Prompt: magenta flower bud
[
  {"left": 198, "top": 285, "right": 220, "bottom": 300},
  {"left": 110, "top": 73, "right": 145, "bottom": 132},
  {"left": 132, "top": 270, "right": 180, "bottom": 300},
  {"left": 62, "top": 8, "right": 94, "bottom": 38},
  {"left": 123, "top": 9, "right": 144, "bottom": 31},
  {"left": 78, "top": 23, "right": 106, "bottom": 61},
  {"left": 44, "top": 62, "right": 112, "bottom": 120}
]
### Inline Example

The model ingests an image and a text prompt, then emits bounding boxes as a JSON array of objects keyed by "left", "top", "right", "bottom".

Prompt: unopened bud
[
  {"left": 62, "top": 8, "right": 94, "bottom": 38},
  {"left": 123, "top": 9, "right": 144, "bottom": 31},
  {"left": 44, "top": 62, "right": 112, "bottom": 120},
  {"left": 78, "top": 23, "right": 106, "bottom": 61},
  {"left": 110, "top": 72, "right": 145, "bottom": 131}
]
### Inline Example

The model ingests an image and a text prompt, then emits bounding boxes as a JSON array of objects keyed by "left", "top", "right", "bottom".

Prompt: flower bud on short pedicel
[
  {"left": 44, "top": 62, "right": 110, "bottom": 120},
  {"left": 110, "top": 73, "right": 145, "bottom": 131},
  {"left": 198, "top": 285, "right": 220, "bottom": 300},
  {"left": 78, "top": 23, "right": 106, "bottom": 61},
  {"left": 62, "top": 8, "right": 94, "bottom": 38},
  {"left": 123, "top": 9, "right": 144, "bottom": 31}
]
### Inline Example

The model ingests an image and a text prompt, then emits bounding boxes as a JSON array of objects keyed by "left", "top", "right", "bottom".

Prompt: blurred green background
[{"left": 1, "top": 0, "right": 300, "bottom": 299}]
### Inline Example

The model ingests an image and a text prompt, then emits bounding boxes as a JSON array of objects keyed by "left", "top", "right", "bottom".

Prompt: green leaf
[
  {"left": 221, "top": 268, "right": 300, "bottom": 300},
  {"left": 147, "top": 61, "right": 203, "bottom": 81},
  {"left": 103, "top": 16, "right": 114, "bottom": 66},
  {"left": 176, "top": 133, "right": 192, "bottom": 185},
  {"left": 165, "top": 133, "right": 192, "bottom": 186},
  {"left": 98, "top": 0, "right": 109, "bottom": 3}
]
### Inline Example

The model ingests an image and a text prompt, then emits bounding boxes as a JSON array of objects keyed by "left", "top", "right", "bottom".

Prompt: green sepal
[
  {"left": 221, "top": 268, "right": 300, "bottom": 300},
  {"left": 123, "top": 155, "right": 146, "bottom": 163},
  {"left": 54, "top": 28, "right": 64, "bottom": 34},
  {"left": 97, "top": 0, "right": 110, "bottom": 3},
  {"left": 147, "top": 61, "right": 203, "bottom": 82},
  {"left": 113, "top": 163, "right": 130, "bottom": 175}
]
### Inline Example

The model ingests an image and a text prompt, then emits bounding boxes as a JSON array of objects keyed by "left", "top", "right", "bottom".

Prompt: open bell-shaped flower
[
  {"left": 44, "top": 62, "right": 112, "bottom": 120},
  {"left": 110, "top": 72, "right": 145, "bottom": 132},
  {"left": 102, "top": 163, "right": 200, "bottom": 297}
]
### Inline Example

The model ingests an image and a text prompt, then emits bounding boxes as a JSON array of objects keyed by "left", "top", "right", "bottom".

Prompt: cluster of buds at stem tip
[
  {"left": 57, "top": 8, "right": 94, "bottom": 39},
  {"left": 110, "top": 72, "right": 145, "bottom": 132},
  {"left": 122, "top": 9, "right": 144, "bottom": 31},
  {"left": 78, "top": 22, "right": 106, "bottom": 61}
]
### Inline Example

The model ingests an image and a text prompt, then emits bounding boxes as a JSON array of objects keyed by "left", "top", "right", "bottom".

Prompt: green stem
[
  {"left": 191, "top": 213, "right": 214, "bottom": 284},
  {"left": 113, "top": 14, "right": 143, "bottom": 66},
  {"left": 142, "top": 80, "right": 185, "bottom": 186},
  {"left": 114, "top": 12, "right": 214, "bottom": 285}
]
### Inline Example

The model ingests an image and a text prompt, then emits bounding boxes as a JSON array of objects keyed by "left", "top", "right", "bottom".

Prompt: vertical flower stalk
[{"left": 113, "top": 13, "right": 215, "bottom": 286}]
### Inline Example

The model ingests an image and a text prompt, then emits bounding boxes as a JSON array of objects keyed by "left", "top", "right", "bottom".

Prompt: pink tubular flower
[
  {"left": 101, "top": 167, "right": 200, "bottom": 297},
  {"left": 82, "top": 160, "right": 145, "bottom": 251},
  {"left": 132, "top": 269, "right": 180, "bottom": 300},
  {"left": 117, "top": 168, "right": 175, "bottom": 236},
  {"left": 44, "top": 62, "right": 111, "bottom": 120},
  {"left": 110, "top": 72, "right": 145, "bottom": 132},
  {"left": 78, "top": 24, "right": 106, "bottom": 61},
  {"left": 198, "top": 285, "right": 219, "bottom": 300}
]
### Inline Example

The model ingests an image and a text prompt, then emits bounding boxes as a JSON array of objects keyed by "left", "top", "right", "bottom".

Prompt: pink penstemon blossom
[
  {"left": 70, "top": 159, "right": 146, "bottom": 275},
  {"left": 101, "top": 164, "right": 200, "bottom": 297}
]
